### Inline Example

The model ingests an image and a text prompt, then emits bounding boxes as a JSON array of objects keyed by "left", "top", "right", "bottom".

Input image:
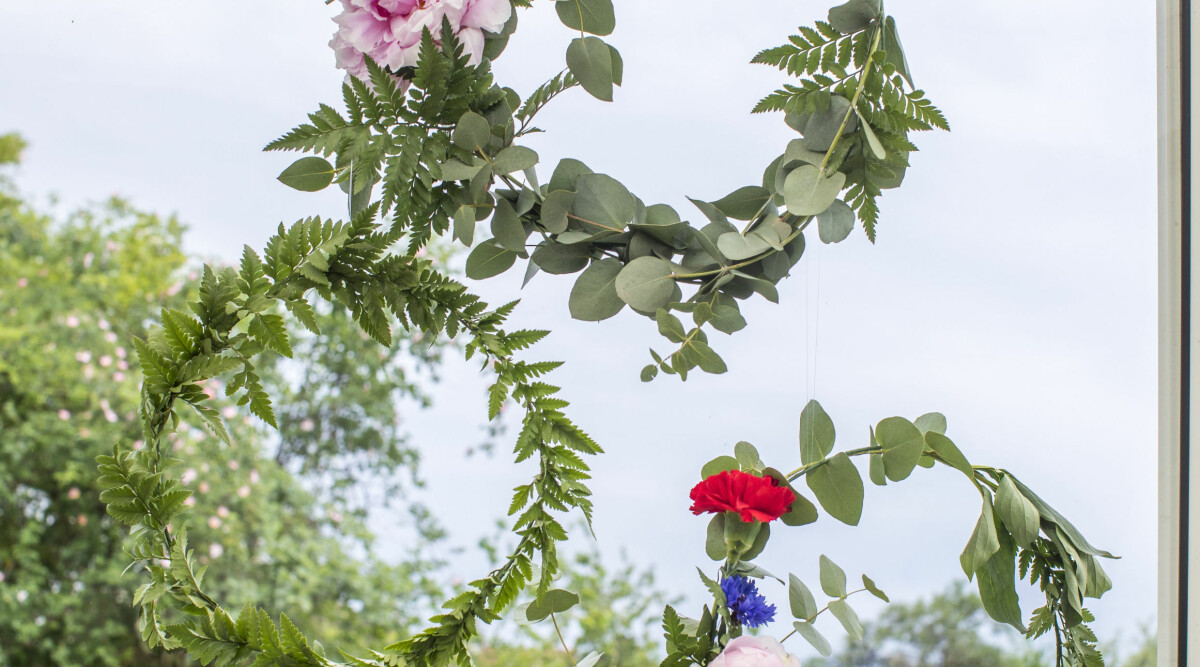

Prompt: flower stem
[{"left": 551, "top": 612, "right": 577, "bottom": 666}]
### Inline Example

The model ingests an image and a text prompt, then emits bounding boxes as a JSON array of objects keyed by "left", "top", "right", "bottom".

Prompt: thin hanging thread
[{"left": 813, "top": 240, "right": 822, "bottom": 399}]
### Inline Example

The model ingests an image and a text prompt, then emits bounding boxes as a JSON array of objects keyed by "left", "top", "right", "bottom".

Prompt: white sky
[{"left": 2, "top": 0, "right": 1158, "bottom": 659}]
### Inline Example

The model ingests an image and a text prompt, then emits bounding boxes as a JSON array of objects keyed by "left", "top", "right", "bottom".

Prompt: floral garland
[{"left": 97, "top": 1, "right": 1115, "bottom": 666}]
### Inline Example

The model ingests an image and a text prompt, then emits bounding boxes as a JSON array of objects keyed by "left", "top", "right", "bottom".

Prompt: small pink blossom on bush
[
  {"left": 222, "top": 406, "right": 238, "bottom": 419},
  {"left": 228, "top": 460, "right": 239, "bottom": 471},
  {"left": 249, "top": 470, "right": 260, "bottom": 484},
  {"left": 99, "top": 355, "right": 112, "bottom": 368},
  {"left": 76, "top": 515, "right": 88, "bottom": 527},
  {"left": 17, "top": 277, "right": 27, "bottom": 288},
  {"left": 115, "top": 346, "right": 126, "bottom": 359},
  {"left": 65, "top": 315, "right": 80, "bottom": 328},
  {"left": 300, "top": 418, "right": 315, "bottom": 433},
  {"left": 67, "top": 487, "right": 81, "bottom": 500},
  {"left": 198, "top": 482, "right": 210, "bottom": 494},
  {"left": 217, "top": 505, "right": 230, "bottom": 518},
  {"left": 184, "top": 496, "right": 196, "bottom": 507},
  {"left": 330, "top": 0, "right": 512, "bottom": 84},
  {"left": 75, "top": 351, "right": 91, "bottom": 364},
  {"left": 208, "top": 516, "right": 222, "bottom": 529},
  {"left": 117, "top": 360, "right": 129, "bottom": 371},
  {"left": 105, "top": 331, "right": 118, "bottom": 343},
  {"left": 209, "top": 543, "right": 224, "bottom": 559},
  {"left": 181, "top": 468, "right": 198, "bottom": 485},
  {"left": 57, "top": 409, "right": 71, "bottom": 421},
  {"left": 709, "top": 636, "right": 802, "bottom": 667},
  {"left": 237, "top": 485, "right": 251, "bottom": 498},
  {"left": 113, "top": 371, "right": 125, "bottom": 382}
]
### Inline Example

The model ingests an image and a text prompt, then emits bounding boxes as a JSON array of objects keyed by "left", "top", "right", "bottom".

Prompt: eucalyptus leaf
[
  {"left": 569, "top": 258, "right": 625, "bottom": 321},
  {"left": 806, "top": 453, "right": 863, "bottom": 525},
  {"left": 976, "top": 519, "right": 1025, "bottom": 632},
  {"left": 549, "top": 158, "right": 592, "bottom": 192},
  {"left": 1008, "top": 475, "right": 1115, "bottom": 559},
  {"left": 615, "top": 256, "right": 675, "bottom": 311},
  {"left": 710, "top": 304, "right": 747, "bottom": 334},
  {"left": 702, "top": 456, "right": 739, "bottom": 479},
  {"left": 574, "top": 173, "right": 635, "bottom": 230},
  {"left": 740, "top": 521, "right": 771, "bottom": 561},
  {"left": 788, "top": 574, "right": 819, "bottom": 620},
  {"left": 577, "top": 653, "right": 603, "bottom": 667},
  {"left": 827, "top": 599, "right": 864, "bottom": 641},
  {"left": 882, "top": 16, "right": 914, "bottom": 88},
  {"left": 875, "top": 416, "right": 925, "bottom": 482},
  {"left": 706, "top": 513, "right": 727, "bottom": 561},
  {"left": 555, "top": 0, "right": 615, "bottom": 36},
  {"left": 914, "top": 412, "right": 947, "bottom": 435},
  {"left": 540, "top": 190, "right": 574, "bottom": 234},
  {"left": 816, "top": 200, "right": 855, "bottom": 244},
  {"left": 491, "top": 200, "right": 527, "bottom": 253},
  {"left": 868, "top": 451, "right": 886, "bottom": 486},
  {"left": 827, "top": 0, "right": 882, "bottom": 34},
  {"left": 734, "top": 441, "right": 764, "bottom": 472},
  {"left": 819, "top": 555, "right": 847, "bottom": 597},
  {"left": 799, "top": 399, "right": 836, "bottom": 464},
  {"left": 862, "top": 575, "right": 889, "bottom": 602},
  {"left": 855, "top": 109, "right": 887, "bottom": 159},
  {"left": 531, "top": 242, "right": 591, "bottom": 275},
  {"left": 995, "top": 475, "right": 1041, "bottom": 549},
  {"left": 452, "top": 111, "right": 491, "bottom": 151},
  {"left": 277, "top": 157, "right": 334, "bottom": 192},
  {"left": 440, "top": 158, "right": 484, "bottom": 182},
  {"left": 526, "top": 589, "right": 580, "bottom": 622},
  {"left": 783, "top": 139, "right": 826, "bottom": 168},
  {"left": 717, "top": 232, "right": 773, "bottom": 261},
  {"left": 783, "top": 165, "right": 847, "bottom": 217},
  {"left": 924, "top": 431, "right": 972, "bottom": 477},
  {"left": 713, "top": 186, "right": 770, "bottom": 221},
  {"left": 788, "top": 95, "right": 857, "bottom": 152},
  {"left": 566, "top": 36, "right": 614, "bottom": 102},
  {"left": 453, "top": 204, "right": 475, "bottom": 246},
  {"left": 465, "top": 241, "right": 516, "bottom": 280},
  {"left": 793, "top": 621, "right": 832, "bottom": 657},
  {"left": 959, "top": 499, "right": 1001, "bottom": 579},
  {"left": 492, "top": 146, "right": 538, "bottom": 174}
]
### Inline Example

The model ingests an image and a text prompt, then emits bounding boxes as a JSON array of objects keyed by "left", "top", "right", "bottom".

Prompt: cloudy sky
[{"left": 2, "top": 0, "right": 1158, "bottom": 659}]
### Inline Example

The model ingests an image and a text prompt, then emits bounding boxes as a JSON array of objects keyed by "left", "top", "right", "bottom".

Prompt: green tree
[{"left": 0, "top": 134, "right": 448, "bottom": 665}]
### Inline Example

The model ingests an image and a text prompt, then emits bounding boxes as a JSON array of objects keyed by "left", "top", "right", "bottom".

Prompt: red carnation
[{"left": 689, "top": 470, "right": 796, "bottom": 523}]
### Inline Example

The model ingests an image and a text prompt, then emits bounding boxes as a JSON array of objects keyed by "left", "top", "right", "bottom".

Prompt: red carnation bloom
[{"left": 689, "top": 470, "right": 796, "bottom": 523}]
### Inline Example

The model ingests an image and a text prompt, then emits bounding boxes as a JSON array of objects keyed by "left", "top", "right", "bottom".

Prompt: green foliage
[{"left": 0, "top": 166, "right": 448, "bottom": 664}]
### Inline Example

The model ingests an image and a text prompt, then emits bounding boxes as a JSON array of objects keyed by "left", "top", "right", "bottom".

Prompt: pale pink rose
[
  {"left": 249, "top": 470, "right": 260, "bottom": 484},
  {"left": 97, "top": 318, "right": 110, "bottom": 330},
  {"left": 709, "top": 636, "right": 802, "bottom": 667},
  {"left": 216, "top": 505, "right": 230, "bottom": 518},
  {"left": 208, "top": 516, "right": 222, "bottom": 529},
  {"left": 75, "top": 351, "right": 91, "bottom": 364},
  {"left": 65, "top": 315, "right": 80, "bottom": 328},
  {"left": 117, "top": 360, "right": 129, "bottom": 371},
  {"left": 105, "top": 332, "right": 118, "bottom": 343},
  {"left": 113, "top": 371, "right": 126, "bottom": 382},
  {"left": 99, "top": 355, "right": 112, "bottom": 368},
  {"left": 17, "top": 277, "right": 27, "bottom": 288},
  {"left": 67, "top": 487, "right": 81, "bottom": 500},
  {"left": 330, "top": 0, "right": 511, "bottom": 86},
  {"left": 115, "top": 346, "right": 126, "bottom": 359},
  {"left": 237, "top": 485, "right": 251, "bottom": 498},
  {"left": 228, "top": 460, "right": 239, "bottom": 470},
  {"left": 58, "top": 409, "right": 71, "bottom": 421}
]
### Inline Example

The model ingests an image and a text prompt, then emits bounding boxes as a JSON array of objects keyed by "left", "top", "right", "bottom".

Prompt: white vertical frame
[{"left": 1159, "top": 0, "right": 1200, "bottom": 663}]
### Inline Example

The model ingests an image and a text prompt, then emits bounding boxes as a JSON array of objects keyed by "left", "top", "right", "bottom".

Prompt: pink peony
[
  {"left": 709, "top": 636, "right": 802, "bottom": 667},
  {"left": 330, "top": 0, "right": 512, "bottom": 85}
]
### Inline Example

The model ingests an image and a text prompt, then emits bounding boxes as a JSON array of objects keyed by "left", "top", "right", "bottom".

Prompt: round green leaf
[
  {"left": 615, "top": 256, "right": 675, "bottom": 311},
  {"left": 875, "top": 416, "right": 925, "bottom": 482},
  {"left": 531, "top": 242, "right": 591, "bottom": 275},
  {"left": 539, "top": 190, "right": 575, "bottom": 234},
  {"left": 783, "top": 165, "right": 847, "bottom": 217},
  {"left": 717, "top": 232, "right": 772, "bottom": 261},
  {"left": 701, "top": 455, "right": 739, "bottom": 479},
  {"left": 914, "top": 412, "right": 948, "bottom": 435},
  {"left": 806, "top": 452, "right": 863, "bottom": 525},
  {"left": 816, "top": 200, "right": 855, "bottom": 244},
  {"left": 566, "top": 36, "right": 615, "bottom": 102},
  {"left": 573, "top": 173, "right": 635, "bottom": 230},
  {"left": 277, "top": 157, "right": 334, "bottom": 192},
  {"left": 549, "top": 158, "right": 592, "bottom": 192},
  {"left": 555, "top": 0, "right": 615, "bottom": 36},
  {"left": 569, "top": 258, "right": 625, "bottom": 321},
  {"left": 492, "top": 146, "right": 539, "bottom": 174},
  {"left": 713, "top": 186, "right": 770, "bottom": 221},
  {"left": 786, "top": 94, "right": 858, "bottom": 152},
  {"left": 828, "top": 0, "right": 882, "bottom": 34},
  {"left": 799, "top": 399, "right": 836, "bottom": 464},
  {"left": 490, "top": 200, "right": 527, "bottom": 253},
  {"left": 465, "top": 241, "right": 517, "bottom": 280},
  {"left": 452, "top": 111, "right": 491, "bottom": 151},
  {"left": 764, "top": 468, "right": 819, "bottom": 527},
  {"left": 526, "top": 589, "right": 581, "bottom": 622}
]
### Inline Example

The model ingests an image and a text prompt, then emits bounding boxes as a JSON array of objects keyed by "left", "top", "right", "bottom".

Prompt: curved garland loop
[{"left": 96, "top": 1, "right": 1114, "bottom": 666}]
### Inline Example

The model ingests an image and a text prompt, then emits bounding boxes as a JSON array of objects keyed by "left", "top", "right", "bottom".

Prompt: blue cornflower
[{"left": 719, "top": 575, "right": 776, "bottom": 627}]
